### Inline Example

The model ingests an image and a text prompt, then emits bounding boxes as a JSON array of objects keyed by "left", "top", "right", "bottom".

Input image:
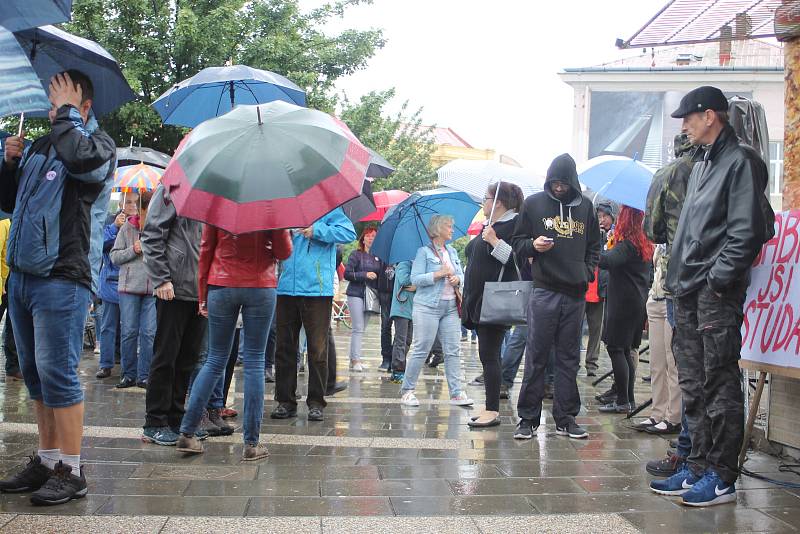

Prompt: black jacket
[
  {"left": 666, "top": 124, "right": 775, "bottom": 297},
  {"left": 600, "top": 240, "right": 650, "bottom": 348},
  {"left": 461, "top": 215, "right": 519, "bottom": 329},
  {"left": 344, "top": 250, "right": 383, "bottom": 299},
  {"left": 512, "top": 154, "right": 602, "bottom": 298}
]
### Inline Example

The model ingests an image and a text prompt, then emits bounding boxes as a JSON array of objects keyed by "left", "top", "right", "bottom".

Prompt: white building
[{"left": 559, "top": 40, "right": 785, "bottom": 209}]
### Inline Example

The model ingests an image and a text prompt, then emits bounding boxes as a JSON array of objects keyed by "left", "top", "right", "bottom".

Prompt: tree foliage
[
  {"left": 339, "top": 89, "right": 436, "bottom": 193},
  {"left": 60, "top": 0, "right": 385, "bottom": 153}
]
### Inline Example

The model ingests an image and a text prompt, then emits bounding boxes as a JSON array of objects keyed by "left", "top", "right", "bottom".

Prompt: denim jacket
[{"left": 410, "top": 244, "right": 463, "bottom": 309}]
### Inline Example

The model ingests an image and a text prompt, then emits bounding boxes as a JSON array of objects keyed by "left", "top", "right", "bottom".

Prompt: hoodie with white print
[{"left": 512, "top": 153, "right": 602, "bottom": 298}]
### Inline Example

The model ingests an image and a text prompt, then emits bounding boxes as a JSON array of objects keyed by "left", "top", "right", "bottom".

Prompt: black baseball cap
[{"left": 670, "top": 86, "right": 728, "bottom": 118}]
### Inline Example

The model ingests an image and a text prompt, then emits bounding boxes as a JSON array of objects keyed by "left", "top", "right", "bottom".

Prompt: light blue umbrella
[
  {"left": 1, "top": 0, "right": 72, "bottom": 32},
  {"left": 370, "top": 188, "right": 480, "bottom": 264},
  {"left": 152, "top": 65, "right": 306, "bottom": 128},
  {"left": 0, "top": 25, "right": 49, "bottom": 118},
  {"left": 577, "top": 155, "right": 654, "bottom": 211},
  {"left": 14, "top": 25, "right": 136, "bottom": 118}
]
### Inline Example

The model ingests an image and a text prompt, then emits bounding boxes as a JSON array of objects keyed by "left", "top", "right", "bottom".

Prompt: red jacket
[
  {"left": 198, "top": 226, "right": 293, "bottom": 304},
  {"left": 585, "top": 267, "right": 601, "bottom": 303}
]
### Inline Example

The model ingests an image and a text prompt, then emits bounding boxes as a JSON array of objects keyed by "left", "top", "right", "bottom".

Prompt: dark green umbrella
[{"left": 162, "top": 101, "right": 370, "bottom": 234}]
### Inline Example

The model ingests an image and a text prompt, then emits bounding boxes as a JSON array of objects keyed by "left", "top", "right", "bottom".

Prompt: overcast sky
[{"left": 300, "top": 0, "right": 668, "bottom": 173}]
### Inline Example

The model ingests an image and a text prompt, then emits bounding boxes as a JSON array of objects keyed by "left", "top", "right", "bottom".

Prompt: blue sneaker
[
  {"left": 681, "top": 470, "right": 736, "bottom": 507},
  {"left": 649, "top": 464, "right": 702, "bottom": 496},
  {"left": 141, "top": 426, "right": 179, "bottom": 446}
]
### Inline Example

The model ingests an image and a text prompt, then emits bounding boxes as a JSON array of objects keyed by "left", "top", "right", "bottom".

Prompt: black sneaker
[
  {"left": 270, "top": 404, "right": 297, "bottom": 419},
  {"left": 264, "top": 368, "right": 275, "bottom": 383},
  {"left": 646, "top": 450, "right": 686, "bottom": 477},
  {"left": 29, "top": 461, "right": 87, "bottom": 506},
  {"left": 468, "top": 374, "right": 484, "bottom": 386},
  {"left": 556, "top": 421, "right": 588, "bottom": 439},
  {"left": 499, "top": 384, "right": 510, "bottom": 400},
  {"left": 115, "top": 376, "right": 136, "bottom": 389},
  {"left": 0, "top": 455, "right": 53, "bottom": 493},
  {"left": 513, "top": 419, "right": 537, "bottom": 440},
  {"left": 308, "top": 407, "right": 324, "bottom": 421}
]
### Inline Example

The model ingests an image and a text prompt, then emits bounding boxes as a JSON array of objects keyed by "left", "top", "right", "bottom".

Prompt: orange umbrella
[{"left": 113, "top": 163, "right": 163, "bottom": 192}]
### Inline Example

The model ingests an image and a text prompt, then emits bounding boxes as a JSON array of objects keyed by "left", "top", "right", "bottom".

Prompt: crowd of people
[{"left": 0, "top": 73, "right": 777, "bottom": 511}]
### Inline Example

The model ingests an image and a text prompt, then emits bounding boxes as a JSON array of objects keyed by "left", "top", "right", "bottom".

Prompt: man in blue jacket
[
  {"left": 271, "top": 208, "right": 356, "bottom": 422},
  {"left": 0, "top": 71, "right": 116, "bottom": 505}
]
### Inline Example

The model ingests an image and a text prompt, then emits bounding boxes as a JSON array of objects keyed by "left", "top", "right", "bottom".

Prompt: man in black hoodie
[{"left": 511, "top": 153, "right": 602, "bottom": 440}]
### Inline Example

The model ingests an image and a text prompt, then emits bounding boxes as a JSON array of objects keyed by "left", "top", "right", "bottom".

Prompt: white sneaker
[
  {"left": 351, "top": 360, "right": 363, "bottom": 372},
  {"left": 400, "top": 391, "right": 420, "bottom": 407},
  {"left": 93, "top": 346, "right": 101, "bottom": 355},
  {"left": 450, "top": 392, "right": 474, "bottom": 406}
]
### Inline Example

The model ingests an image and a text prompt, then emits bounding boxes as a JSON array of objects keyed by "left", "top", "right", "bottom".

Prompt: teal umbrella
[{"left": 162, "top": 101, "right": 370, "bottom": 234}]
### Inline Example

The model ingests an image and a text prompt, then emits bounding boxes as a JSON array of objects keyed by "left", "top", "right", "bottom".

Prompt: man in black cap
[{"left": 649, "top": 86, "right": 774, "bottom": 507}]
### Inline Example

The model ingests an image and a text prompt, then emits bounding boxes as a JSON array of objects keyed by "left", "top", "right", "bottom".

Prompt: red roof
[{"left": 426, "top": 126, "right": 472, "bottom": 148}]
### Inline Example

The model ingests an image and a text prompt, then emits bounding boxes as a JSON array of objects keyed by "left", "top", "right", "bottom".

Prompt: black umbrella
[
  {"left": 116, "top": 146, "right": 171, "bottom": 169},
  {"left": 367, "top": 148, "right": 395, "bottom": 178},
  {"left": 342, "top": 179, "right": 376, "bottom": 223}
]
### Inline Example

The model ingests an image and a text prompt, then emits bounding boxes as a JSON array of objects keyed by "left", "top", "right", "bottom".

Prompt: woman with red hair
[
  {"left": 597, "top": 205, "right": 654, "bottom": 414},
  {"left": 344, "top": 228, "right": 384, "bottom": 372}
]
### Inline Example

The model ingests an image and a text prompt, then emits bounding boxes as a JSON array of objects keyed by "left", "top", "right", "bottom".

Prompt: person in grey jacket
[
  {"left": 140, "top": 183, "right": 207, "bottom": 446},
  {"left": 110, "top": 191, "right": 156, "bottom": 389}
]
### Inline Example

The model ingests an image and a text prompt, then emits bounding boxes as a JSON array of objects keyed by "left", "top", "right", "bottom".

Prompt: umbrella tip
[{"left": 257, "top": 106, "right": 263, "bottom": 126}]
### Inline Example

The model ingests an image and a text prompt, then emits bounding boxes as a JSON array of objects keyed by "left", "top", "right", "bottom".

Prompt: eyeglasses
[{"left": 483, "top": 196, "right": 494, "bottom": 202}]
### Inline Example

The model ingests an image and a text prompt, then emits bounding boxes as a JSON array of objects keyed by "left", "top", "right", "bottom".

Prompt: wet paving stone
[{"left": 0, "top": 325, "right": 797, "bottom": 531}]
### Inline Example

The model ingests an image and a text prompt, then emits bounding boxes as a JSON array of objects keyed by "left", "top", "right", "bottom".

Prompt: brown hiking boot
[
  {"left": 207, "top": 408, "right": 234, "bottom": 436},
  {"left": 242, "top": 443, "right": 269, "bottom": 462},
  {"left": 176, "top": 434, "right": 203, "bottom": 455}
]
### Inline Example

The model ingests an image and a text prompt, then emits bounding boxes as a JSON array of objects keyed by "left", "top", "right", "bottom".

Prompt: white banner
[{"left": 741, "top": 210, "right": 800, "bottom": 369}]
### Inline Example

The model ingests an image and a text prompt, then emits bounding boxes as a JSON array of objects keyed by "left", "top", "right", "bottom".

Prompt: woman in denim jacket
[{"left": 399, "top": 215, "right": 473, "bottom": 407}]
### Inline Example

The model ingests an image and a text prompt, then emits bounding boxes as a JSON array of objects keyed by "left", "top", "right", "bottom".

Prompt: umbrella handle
[{"left": 17, "top": 113, "right": 25, "bottom": 137}]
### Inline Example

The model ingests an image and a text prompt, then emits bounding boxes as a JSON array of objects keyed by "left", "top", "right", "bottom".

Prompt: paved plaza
[{"left": 0, "top": 324, "right": 798, "bottom": 533}]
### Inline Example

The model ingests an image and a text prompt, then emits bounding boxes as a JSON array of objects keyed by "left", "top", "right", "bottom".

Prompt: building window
[{"left": 769, "top": 141, "right": 784, "bottom": 197}]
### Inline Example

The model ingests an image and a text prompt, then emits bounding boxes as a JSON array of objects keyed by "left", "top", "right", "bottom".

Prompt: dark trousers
[
  {"left": 144, "top": 299, "right": 207, "bottom": 429},
  {"left": 607, "top": 345, "right": 635, "bottom": 405},
  {"left": 667, "top": 298, "right": 693, "bottom": 458},
  {"left": 391, "top": 317, "right": 412, "bottom": 372},
  {"left": 379, "top": 291, "right": 393, "bottom": 364},
  {"left": 584, "top": 301, "right": 603, "bottom": 371},
  {"left": 222, "top": 328, "right": 240, "bottom": 407},
  {"left": 673, "top": 282, "right": 747, "bottom": 484},
  {"left": 2, "top": 291, "right": 19, "bottom": 375},
  {"left": 476, "top": 325, "right": 508, "bottom": 412},
  {"left": 265, "top": 319, "right": 276, "bottom": 369},
  {"left": 517, "top": 288, "right": 585, "bottom": 426},
  {"left": 275, "top": 296, "right": 331, "bottom": 409},
  {"left": 326, "top": 327, "right": 337, "bottom": 390}
]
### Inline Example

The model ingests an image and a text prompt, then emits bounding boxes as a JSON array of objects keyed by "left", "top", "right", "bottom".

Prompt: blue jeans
[
  {"left": 119, "top": 293, "right": 156, "bottom": 382},
  {"left": 189, "top": 326, "right": 225, "bottom": 409},
  {"left": 181, "top": 286, "right": 275, "bottom": 445},
  {"left": 401, "top": 299, "right": 463, "bottom": 396},
  {"left": 501, "top": 325, "right": 554, "bottom": 387},
  {"left": 99, "top": 300, "right": 120, "bottom": 369},
  {"left": 9, "top": 272, "right": 90, "bottom": 407}
]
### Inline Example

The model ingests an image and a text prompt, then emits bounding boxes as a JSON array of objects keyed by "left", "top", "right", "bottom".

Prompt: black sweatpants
[{"left": 145, "top": 299, "right": 207, "bottom": 429}]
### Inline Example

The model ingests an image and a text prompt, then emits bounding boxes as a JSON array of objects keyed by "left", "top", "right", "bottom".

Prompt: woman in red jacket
[{"left": 176, "top": 227, "right": 292, "bottom": 460}]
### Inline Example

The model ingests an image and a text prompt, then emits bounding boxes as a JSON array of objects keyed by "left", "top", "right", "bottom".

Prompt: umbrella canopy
[
  {"left": 14, "top": 25, "right": 136, "bottom": 118},
  {"left": 161, "top": 101, "right": 370, "bottom": 234},
  {"left": 370, "top": 188, "right": 480, "bottom": 264},
  {"left": 116, "top": 146, "right": 171, "bottom": 169},
  {"left": 152, "top": 65, "right": 306, "bottom": 128},
  {"left": 577, "top": 155, "right": 654, "bottom": 211},
  {"left": 114, "top": 163, "right": 163, "bottom": 192},
  {"left": 366, "top": 148, "right": 395, "bottom": 178},
  {"left": 342, "top": 179, "right": 376, "bottom": 223},
  {"left": 467, "top": 220, "right": 484, "bottom": 236},
  {"left": 437, "top": 159, "right": 545, "bottom": 201},
  {"left": 1, "top": 0, "right": 71, "bottom": 32},
  {"left": 0, "top": 25, "right": 49, "bottom": 117},
  {"left": 360, "top": 189, "right": 409, "bottom": 222}
]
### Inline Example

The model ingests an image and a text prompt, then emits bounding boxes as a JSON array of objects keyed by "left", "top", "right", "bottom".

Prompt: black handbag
[{"left": 478, "top": 253, "right": 531, "bottom": 325}]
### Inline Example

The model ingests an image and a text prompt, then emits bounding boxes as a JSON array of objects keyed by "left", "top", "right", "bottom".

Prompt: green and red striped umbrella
[
  {"left": 162, "top": 101, "right": 370, "bottom": 234},
  {"left": 113, "top": 163, "right": 163, "bottom": 192}
]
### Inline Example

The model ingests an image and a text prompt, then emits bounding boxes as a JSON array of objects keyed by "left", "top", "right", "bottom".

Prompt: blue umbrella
[
  {"left": 151, "top": 65, "right": 306, "bottom": 128},
  {"left": 577, "top": 155, "right": 654, "bottom": 211},
  {"left": 1, "top": 0, "right": 72, "bottom": 32},
  {"left": 0, "top": 25, "right": 49, "bottom": 118},
  {"left": 14, "top": 25, "right": 136, "bottom": 118},
  {"left": 370, "top": 188, "right": 480, "bottom": 264}
]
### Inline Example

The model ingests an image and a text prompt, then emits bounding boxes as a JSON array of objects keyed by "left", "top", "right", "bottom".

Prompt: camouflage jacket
[{"left": 644, "top": 144, "right": 698, "bottom": 293}]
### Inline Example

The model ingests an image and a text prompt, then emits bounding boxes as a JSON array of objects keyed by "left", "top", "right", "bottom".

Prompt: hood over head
[{"left": 545, "top": 153, "right": 581, "bottom": 203}]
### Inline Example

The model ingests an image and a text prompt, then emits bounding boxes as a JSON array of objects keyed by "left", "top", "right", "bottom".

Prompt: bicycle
[{"left": 332, "top": 298, "right": 352, "bottom": 329}]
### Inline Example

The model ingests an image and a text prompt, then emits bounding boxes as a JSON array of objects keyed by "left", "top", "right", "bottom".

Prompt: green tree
[
  {"left": 339, "top": 89, "right": 436, "bottom": 193},
  {"left": 56, "top": 0, "right": 385, "bottom": 153}
]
